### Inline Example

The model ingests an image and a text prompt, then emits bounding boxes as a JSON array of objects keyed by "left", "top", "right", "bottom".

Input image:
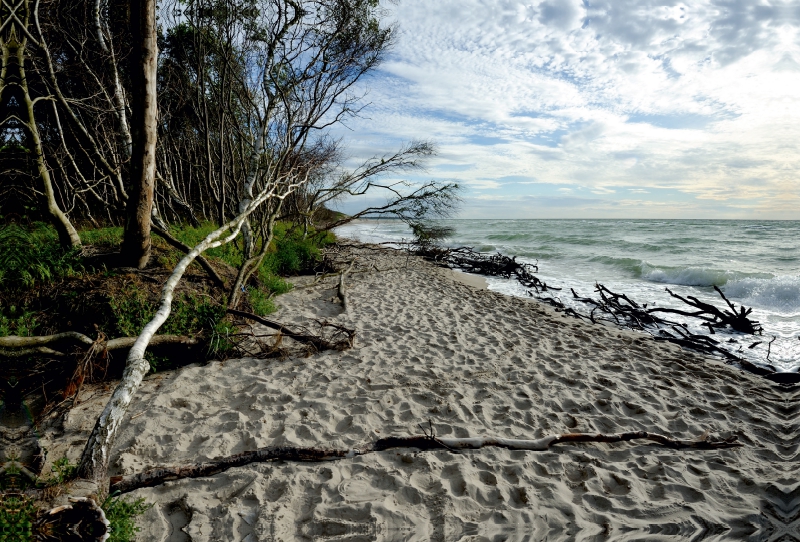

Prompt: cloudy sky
[{"left": 334, "top": 0, "right": 800, "bottom": 219}]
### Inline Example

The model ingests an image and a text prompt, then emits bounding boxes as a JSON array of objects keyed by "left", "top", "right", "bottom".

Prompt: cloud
[
  {"left": 328, "top": 0, "right": 800, "bottom": 219},
  {"left": 537, "top": 0, "right": 585, "bottom": 31}
]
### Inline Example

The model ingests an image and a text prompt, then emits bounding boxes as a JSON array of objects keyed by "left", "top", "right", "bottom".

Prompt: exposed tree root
[
  {"left": 35, "top": 497, "right": 110, "bottom": 542},
  {"left": 109, "top": 430, "right": 741, "bottom": 494},
  {"left": 227, "top": 309, "right": 356, "bottom": 352}
]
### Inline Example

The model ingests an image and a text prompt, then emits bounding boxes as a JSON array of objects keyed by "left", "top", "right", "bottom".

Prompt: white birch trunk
[{"left": 77, "top": 182, "right": 281, "bottom": 484}]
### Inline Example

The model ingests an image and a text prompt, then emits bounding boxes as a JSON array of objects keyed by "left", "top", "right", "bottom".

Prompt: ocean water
[{"left": 335, "top": 219, "right": 800, "bottom": 373}]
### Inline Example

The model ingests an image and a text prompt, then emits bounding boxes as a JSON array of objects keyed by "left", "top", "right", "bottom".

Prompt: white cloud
[{"left": 330, "top": 0, "right": 800, "bottom": 218}]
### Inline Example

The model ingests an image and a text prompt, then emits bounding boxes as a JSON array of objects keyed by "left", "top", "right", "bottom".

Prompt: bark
[
  {"left": 77, "top": 182, "right": 280, "bottom": 486},
  {"left": 150, "top": 223, "right": 227, "bottom": 287},
  {"left": 121, "top": 0, "right": 158, "bottom": 268},
  {"left": 110, "top": 431, "right": 742, "bottom": 494},
  {"left": 0, "top": 333, "right": 199, "bottom": 357}
]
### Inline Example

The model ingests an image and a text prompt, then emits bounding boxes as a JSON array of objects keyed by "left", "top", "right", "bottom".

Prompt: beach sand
[{"left": 42, "top": 244, "right": 794, "bottom": 541}]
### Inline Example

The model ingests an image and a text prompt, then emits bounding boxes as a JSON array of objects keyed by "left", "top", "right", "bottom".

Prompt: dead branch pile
[
  {"left": 110, "top": 429, "right": 741, "bottom": 494},
  {"left": 418, "top": 245, "right": 559, "bottom": 293},
  {"left": 561, "top": 283, "right": 774, "bottom": 376}
]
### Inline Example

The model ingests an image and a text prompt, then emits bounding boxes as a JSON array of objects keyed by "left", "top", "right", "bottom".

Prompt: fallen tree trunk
[
  {"left": 110, "top": 430, "right": 741, "bottom": 494},
  {"left": 76, "top": 209, "right": 258, "bottom": 487},
  {"left": 0, "top": 333, "right": 199, "bottom": 355},
  {"left": 151, "top": 223, "right": 227, "bottom": 288}
]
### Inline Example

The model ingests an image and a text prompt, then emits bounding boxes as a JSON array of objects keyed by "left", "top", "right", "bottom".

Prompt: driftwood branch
[
  {"left": 227, "top": 309, "right": 355, "bottom": 351},
  {"left": 337, "top": 259, "right": 356, "bottom": 310},
  {"left": 649, "top": 287, "right": 762, "bottom": 334},
  {"left": 419, "top": 246, "right": 560, "bottom": 292},
  {"left": 110, "top": 430, "right": 741, "bottom": 494}
]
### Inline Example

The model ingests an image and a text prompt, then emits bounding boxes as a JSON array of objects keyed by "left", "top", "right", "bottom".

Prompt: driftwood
[
  {"left": 418, "top": 245, "right": 560, "bottom": 293},
  {"left": 227, "top": 309, "right": 355, "bottom": 352},
  {"left": 648, "top": 286, "right": 762, "bottom": 334},
  {"left": 422, "top": 240, "right": 776, "bottom": 377},
  {"left": 337, "top": 259, "right": 355, "bottom": 311},
  {"left": 110, "top": 430, "right": 741, "bottom": 494},
  {"left": 413, "top": 238, "right": 771, "bottom": 372}
]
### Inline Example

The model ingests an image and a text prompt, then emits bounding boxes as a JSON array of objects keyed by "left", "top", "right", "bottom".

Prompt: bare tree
[
  {"left": 286, "top": 139, "right": 462, "bottom": 233},
  {"left": 0, "top": 0, "right": 81, "bottom": 248}
]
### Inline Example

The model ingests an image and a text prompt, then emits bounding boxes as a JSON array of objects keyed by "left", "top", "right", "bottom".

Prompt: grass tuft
[{"left": 102, "top": 495, "right": 151, "bottom": 542}]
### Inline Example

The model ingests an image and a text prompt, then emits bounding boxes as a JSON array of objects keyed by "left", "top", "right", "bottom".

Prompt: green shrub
[
  {"left": 170, "top": 222, "right": 243, "bottom": 268},
  {"left": 257, "top": 269, "right": 292, "bottom": 296},
  {"left": 108, "top": 283, "right": 227, "bottom": 338},
  {"left": 107, "top": 284, "right": 154, "bottom": 338},
  {"left": 102, "top": 495, "right": 151, "bottom": 542},
  {"left": 48, "top": 457, "right": 76, "bottom": 486},
  {"left": 262, "top": 227, "right": 333, "bottom": 276},
  {"left": 0, "top": 308, "right": 38, "bottom": 337},
  {"left": 249, "top": 288, "right": 277, "bottom": 316}
]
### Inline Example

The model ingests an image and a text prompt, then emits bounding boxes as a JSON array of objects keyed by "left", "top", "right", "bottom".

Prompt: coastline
[{"left": 43, "top": 242, "right": 792, "bottom": 540}]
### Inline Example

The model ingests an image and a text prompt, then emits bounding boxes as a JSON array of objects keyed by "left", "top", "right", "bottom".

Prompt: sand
[{"left": 41, "top": 244, "right": 796, "bottom": 541}]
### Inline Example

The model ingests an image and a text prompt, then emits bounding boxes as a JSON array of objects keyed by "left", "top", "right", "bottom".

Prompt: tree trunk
[
  {"left": 121, "top": 0, "right": 158, "bottom": 268},
  {"left": 5, "top": 1, "right": 80, "bottom": 248}
]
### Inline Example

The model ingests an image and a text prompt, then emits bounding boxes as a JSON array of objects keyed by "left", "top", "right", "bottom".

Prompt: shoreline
[
  {"left": 335, "top": 220, "right": 800, "bottom": 375},
  {"left": 42, "top": 242, "right": 793, "bottom": 539}
]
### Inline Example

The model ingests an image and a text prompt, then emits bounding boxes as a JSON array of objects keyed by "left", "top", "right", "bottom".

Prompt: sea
[{"left": 335, "top": 219, "right": 800, "bottom": 374}]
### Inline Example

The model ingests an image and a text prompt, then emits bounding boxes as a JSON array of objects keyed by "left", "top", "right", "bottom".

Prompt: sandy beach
[{"left": 41, "top": 243, "right": 795, "bottom": 541}]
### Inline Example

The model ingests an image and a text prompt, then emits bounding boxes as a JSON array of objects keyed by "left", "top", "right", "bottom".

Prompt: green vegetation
[
  {"left": 107, "top": 285, "right": 226, "bottom": 339},
  {"left": 0, "top": 307, "right": 37, "bottom": 337},
  {"left": 0, "top": 495, "right": 35, "bottom": 542},
  {"left": 0, "top": 222, "right": 84, "bottom": 288},
  {"left": 78, "top": 226, "right": 124, "bottom": 246},
  {"left": 102, "top": 495, "right": 151, "bottom": 542},
  {"left": 0, "top": 221, "right": 333, "bottom": 367},
  {"left": 47, "top": 457, "right": 77, "bottom": 486},
  {"left": 249, "top": 287, "right": 277, "bottom": 316}
]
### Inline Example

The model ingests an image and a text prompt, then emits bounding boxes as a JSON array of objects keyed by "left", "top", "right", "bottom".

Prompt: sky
[{"left": 333, "top": 0, "right": 800, "bottom": 220}]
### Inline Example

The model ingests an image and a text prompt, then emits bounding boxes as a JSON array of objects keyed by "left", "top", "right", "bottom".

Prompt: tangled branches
[
  {"left": 419, "top": 245, "right": 559, "bottom": 293},
  {"left": 227, "top": 309, "right": 356, "bottom": 357},
  {"left": 412, "top": 241, "right": 780, "bottom": 379}
]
